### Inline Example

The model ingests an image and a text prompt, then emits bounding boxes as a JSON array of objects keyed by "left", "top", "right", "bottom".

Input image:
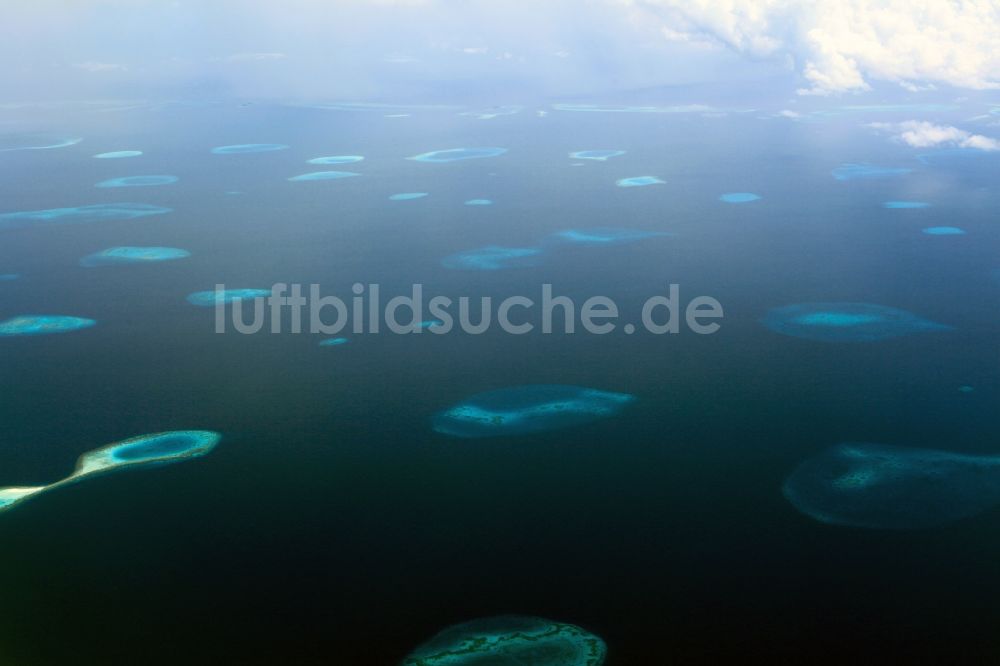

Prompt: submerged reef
[
  {"left": 93, "top": 151, "right": 142, "bottom": 159},
  {"left": 80, "top": 246, "right": 190, "bottom": 267},
  {"left": 923, "top": 226, "right": 965, "bottom": 235},
  {"left": 616, "top": 176, "right": 664, "bottom": 187},
  {"left": 0, "top": 274, "right": 19, "bottom": 281},
  {"left": 389, "top": 192, "right": 428, "bottom": 201},
  {"left": 884, "top": 201, "right": 930, "bottom": 209},
  {"left": 409, "top": 147, "right": 507, "bottom": 162},
  {"left": 464, "top": 199, "right": 493, "bottom": 206},
  {"left": 719, "top": 192, "right": 761, "bottom": 203},
  {"left": 211, "top": 143, "right": 289, "bottom": 154},
  {"left": 186, "top": 289, "right": 271, "bottom": 306},
  {"left": 0, "top": 431, "right": 220, "bottom": 513},
  {"left": 569, "top": 150, "right": 625, "bottom": 161},
  {"left": 783, "top": 443, "right": 1000, "bottom": 529},
  {"left": 307, "top": 155, "right": 364, "bottom": 165},
  {"left": 0, "top": 133, "right": 81, "bottom": 152},
  {"left": 761, "top": 303, "right": 951, "bottom": 342},
  {"left": 441, "top": 246, "right": 544, "bottom": 271},
  {"left": 831, "top": 163, "right": 912, "bottom": 180},
  {"left": 319, "top": 337, "right": 350, "bottom": 346},
  {"left": 288, "top": 171, "right": 360, "bottom": 182},
  {"left": 95, "top": 175, "right": 178, "bottom": 188},
  {"left": 0, "top": 315, "right": 95, "bottom": 337},
  {"left": 402, "top": 615, "right": 607, "bottom": 666},
  {"left": 433, "top": 385, "right": 635, "bottom": 438},
  {"left": 544, "top": 228, "right": 669, "bottom": 246},
  {"left": 0, "top": 203, "right": 171, "bottom": 231}
]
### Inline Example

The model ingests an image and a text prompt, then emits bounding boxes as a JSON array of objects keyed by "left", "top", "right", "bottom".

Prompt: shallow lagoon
[
  {"left": 783, "top": 443, "right": 1000, "bottom": 529},
  {"left": 80, "top": 246, "right": 191, "bottom": 267},
  {"left": 761, "top": 303, "right": 951, "bottom": 342},
  {"left": 409, "top": 147, "right": 507, "bottom": 162},
  {"left": 433, "top": 385, "right": 635, "bottom": 438},
  {"left": 0, "top": 315, "right": 96, "bottom": 337}
]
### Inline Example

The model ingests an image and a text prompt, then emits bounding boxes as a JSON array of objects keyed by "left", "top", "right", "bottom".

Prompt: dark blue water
[{"left": 1, "top": 102, "right": 999, "bottom": 664}]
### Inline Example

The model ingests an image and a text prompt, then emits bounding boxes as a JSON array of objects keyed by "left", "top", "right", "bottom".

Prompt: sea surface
[{"left": 1, "top": 100, "right": 999, "bottom": 664}]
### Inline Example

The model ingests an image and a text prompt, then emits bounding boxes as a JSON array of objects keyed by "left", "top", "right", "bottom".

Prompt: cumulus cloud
[
  {"left": 870, "top": 120, "right": 1000, "bottom": 150},
  {"left": 616, "top": 0, "right": 1000, "bottom": 94}
]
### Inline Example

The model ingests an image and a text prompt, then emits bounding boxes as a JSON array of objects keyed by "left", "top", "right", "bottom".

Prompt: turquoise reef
[
  {"left": 0, "top": 431, "right": 220, "bottom": 513},
  {"left": 719, "top": 192, "right": 761, "bottom": 203},
  {"left": 0, "top": 203, "right": 171, "bottom": 231},
  {"left": 307, "top": 155, "right": 364, "bottom": 165},
  {"left": 409, "top": 147, "right": 507, "bottom": 162},
  {"left": 389, "top": 192, "right": 428, "bottom": 201},
  {"left": 186, "top": 289, "right": 271, "bottom": 306},
  {"left": 782, "top": 443, "right": 1000, "bottom": 529},
  {"left": 93, "top": 150, "right": 142, "bottom": 159},
  {"left": 80, "top": 246, "right": 191, "bottom": 267},
  {"left": 95, "top": 175, "right": 178, "bottom": 188},
  {"left": 441, "top": 246, "right": 544, "bottom": 271},
  {"left": 831, "top": 163, "right": 912, "bottom": 180},
  {"left": 544, "top": 228, "right": 669, "bottom": 246},
  {"left": 923, "top": 226, "right": 965, "bottom": 235},
  {"left": 211, "top": 143, "right": 289, "bottom": 154},
  {"left": 433, "top": 385, "right": 635, "bottom": 438},
  {"left": 402, "top": 616, "right": 607, "bottom": 665},
  {"left": 616, "top": 176, "right": 664, "bottom": 187},
  {"left": 884, "top": 201, "right": 930, "bottom": 209},
  {"left": 319, "top": 337, "right": 350, "bottom": 346},
  {"left": 0, "top": 133, "right": 82, "bottom": 152},
  {"left": 761, "top": 303, "right": 951, "bottom": 342},
  {"left": 464, "top": 199, "right": 493, "bottom": 206},
  {"left": 288, "top": 171, "right": 360, "bottom": 182},
  {"left": 570, "top": 150, "right": 625, "bottom": 161},
  {"left": 0, "top": 315, "right": 95, "bottom": 337}
]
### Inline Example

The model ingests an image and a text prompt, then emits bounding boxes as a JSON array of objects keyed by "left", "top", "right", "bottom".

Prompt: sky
[{"left": 1, "top": 0, "right": 998, "bottom": 103}]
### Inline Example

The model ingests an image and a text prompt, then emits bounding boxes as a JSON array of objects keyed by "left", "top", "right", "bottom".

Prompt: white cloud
[
  {"left": 615, "top": 0, "right": 1000, "bottom": 94},
  {"left": 870, "top": 120, "right": 1000, "bottom": 151},
  {"left": 72, "top": 61, "right": 127, "bottom": 73}
]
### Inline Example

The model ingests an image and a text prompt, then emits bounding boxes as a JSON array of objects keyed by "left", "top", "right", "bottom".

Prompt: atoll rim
[
  {"left": 0, "top": 133, "right": 82, "bottom": 152},
  {"left": 616, "top": 176, "right": 664, "bottom": 187},
  {"left": 719, "top": 192, "right": 761, "bottom": 203},
  {"left": 409, "top": 147, "right": 507, "bottom": 162},
  {"left": 0, "top": 315, "right": 96, "bottom": 337},
  {"left": 884, "top": 201, "right": 930, "bottom": 209},
  {"left": 544, "top": 228, "right": 669, "bottom": 246},
  {"left": 186, "top": 289, "right": 271, "bottom": 306},
  {"left": 569, "top": 150, "right": 625, "bottom": 161},
  {"left": 0, "top": 203, "right": 172, "bottom": 231},
  {"left": 93, "top": 150, "right": 143, "bottom": 159},
  {"left": 441, "top": 245, "right": 545, "bottom": 271},
  {"left": 831, "top": 163, "right": 912, "bottom": 180},
  {"left": 433, "top": 384, "right": 636, "bottom": 438},
  {"left": 95, "top": 175, "right": 179, "bottom": 188},
  {"left": 80, "top": 246, "right": 191, "bottom": 267},
  {"left": 783, "top": 443, "right": 1000, "bottom": 529},
  {"left": 760, "top": 302, "right": 951, "bottom": 342},
  {"left": 307, "top": 155, "right": 364, "bottom": 165},
  {"left": 0, "top": 431, "right": 221, "bottom": 513},
  {"left": 402, "top": 615, "right": 607, "bottom": 665},
  {"left": 288, "top": 171, "right": 360, "bottom": 182},
  {"left": 211, "top": 143, "right": 289, "bottom": 154}
]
